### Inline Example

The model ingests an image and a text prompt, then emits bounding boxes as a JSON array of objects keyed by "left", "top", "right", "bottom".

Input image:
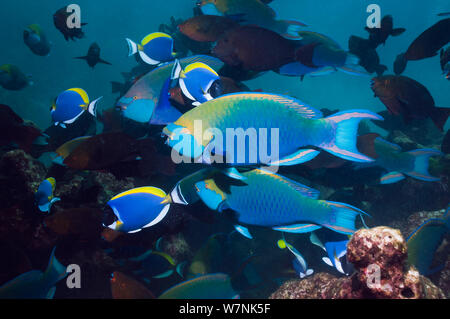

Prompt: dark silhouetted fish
[
  {"left": 394, "top": 18, "right": 450, "bottom": 74},
  {"left": 0, "top": 104, "right": 42, "bottom": 152},
  {"left": 23, "top": 24, "right": 51, "bottom": 56},
  {"left": 365, "top": 15, "right": 405, "bottom": 48},
  {"left": 440, "top": 47, "right": 450, "bottom": 80},
  {"left": 178, "top": 15, "right": 239, "bottom": 42},
  {"left": 53, "top": 6, "right": 86, "bottom": 41},
  {"left": 348, "top": 36, "right": 387, "bottom": 75},
  {"left": 74, "top": 42, "right": 111, "bottom": 68},
  {"left": 110, "top": 271, "right": 155, "bottom": 299},
  {"left": 0, "top": 64, "right": 32, "bottom": 90},
  {"left": 371, "top": 75, "right": 450, "bottom": 131}
]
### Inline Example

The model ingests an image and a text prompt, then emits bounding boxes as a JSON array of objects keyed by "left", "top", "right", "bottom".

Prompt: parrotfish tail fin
[
  {"left": 345, "top": 53, "right": 360, "bottom": 66},
  {"left": 323, "top": 110, "right": 383, "bottom": 162},
  {"left": 337, "top": 53, "right": 371, "bottom": 77},
  {"left": 405, "top": 149, "right": 443, "bottom": 182},
  {"left": 43, "top": 247, "right": 67, "bottom": 288},
  {"left": 278, "top": 19, "right": 307, "bottom": 39},
  {"left": 87, "top": 96, "right": 103, "bottom": 117},
  {"left": 324, "top": 201, "right": 370, "bottom": 235},
  {"left": 149, "top": 78, "right": 182, "bottom": 125},
  {"left": 126, "top": 38, "right": 138, "bottom": 56},
  {"left": 394, "top": 52, "right": 407, "bottom": 75},
  {"left": 430, "top": 107, "right": 450, "bottom": 132}
]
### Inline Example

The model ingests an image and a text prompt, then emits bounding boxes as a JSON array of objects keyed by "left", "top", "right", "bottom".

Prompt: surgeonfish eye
[{"left": 208, "top": 80, "right": 223, "bottom": 99}]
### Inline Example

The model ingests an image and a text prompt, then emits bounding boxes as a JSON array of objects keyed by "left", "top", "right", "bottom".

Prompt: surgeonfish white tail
[{"left": 126, "top": 38, "right": 138, "bottom": 56}]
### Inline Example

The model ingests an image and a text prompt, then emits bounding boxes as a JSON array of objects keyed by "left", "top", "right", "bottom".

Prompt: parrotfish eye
[
  {"left": 133, "top": 96, "right": 138, "bottom": 100},
  {"left": 209, "top": 80, "right": 223, "bottom": 98}
]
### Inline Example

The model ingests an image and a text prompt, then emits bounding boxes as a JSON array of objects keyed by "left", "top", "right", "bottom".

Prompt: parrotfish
[
  {"left": 348, "top": 36, "right": 387, "bottom": 76},
  {"left": 371, "top": 75, "right": 450, "bottom": 131},
  {"left": 23, "top": 24, "right": 51, "bottom": 56},
  {"left": 158, "top": 273, "right": 239, "bottom": 299},
  {"left": 194, "top": 168, "right": 369, "bottom": 235},
  {"left": 74, "top": 42, "right": 111, "bottom": 68},
  {"left": 104, "top": 186, "right": 171, "bottom": 234},
  {"left": 51, "top": 88, "right": 102, "bottom": 128},
  {"left": 0, "top": 64, "right": 32, "bottom": 91},
  {"left": 53, "top": 6, "right": 86, "bottom": 41},
  {"left": 35, "top": 177, "right": 60, "bottom": 213},
  {"left": 163, "top": 92, "right": 382, "bottom": 166},
  {"left": 355, "top": 134, "right": 442, "bottom": 184},
  {"left": 197, "top": 0, "right": 307, "bottom": 39},
  {"left": 394, "top": 18, "right": 450, "bottom": 74},
  {"left": 406, "top": 206, "right": 449, "bottom": 276},
  {"left": 116, "top": 55, "right": 223, "bottom": 125},
  {"left": 126, "top": 32, "right": 176, "bottom": 65},
  {"left": 178, "top": 15, "right": 239, "bottom": 42},
  {"left": 0, "top": 248, "right": 67, "bottom": 299},
  {"left": 110, "top": 271, "right": 155, "bottom": 299}
]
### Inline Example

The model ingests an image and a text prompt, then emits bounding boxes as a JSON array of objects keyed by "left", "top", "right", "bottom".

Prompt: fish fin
[
  {"left": 73, "top": 56, "right": 88, "bottom": 61},
  {"left": 391, "top": 28, "right": 406, "bottom": 36},
  {"left": 322, "top": 257, "right": 333, "bottom": 267},
  {"left": 309, "top": 232, "right": 326, "bottom": 251},
  {"left": 278, "top": 19, "right": 307, "bottom": 39},
  {"left": 46, "top": 287, "right": 56, "bottom": 299},
  {"left": 323, "top": 110, "right": 383, "bottom": 162},
  {"left": 337, "top": 65, "right": 371, "bottom": 77},
  {"left": 323, "top": 201, "right": 369, "bottom": 235},
  {"left": 273, "top": 224, "right": 322, "bottom": 233},
  {"left": 98, "top": 58, "right": 112, "bottom": 66},
  {"left": 178, "top": 55, "right": 224, "bottom": 72},
  {"left": 270, "top": 173, "right": 320, "bottom": 199},
  {"left": 152, "top": 270, "right": 174, "bottom": 279},
  {"left": 430, "top": 107, "right": 450, "bottom": 132},
  {"left": 176, "top": 262, "right": 187, "bottom": 277},
  {"left": 375, "top": 137, "right": 402, "bottom": 151},
  {"left": 309, "top": 66, "right": 337, "bottom": 77},
  {"left": 87, "top": 96, "right": 102, "bottom": 117},
  {"left": 394, "top": 53, "right": 407, "bottom": 75},
  {"left": 225, "top": 167, "right": 246, "bottom": 180},
  {"left": 43, "top": 247, "right": 67, "bottom": 286},
  {"left": 404, "top": 149, "right": 443, "bottom": 181},
  {"left": 170, "top": 59, "right": 183, "bottom": 80},
  {"left": 59, "top": 123, "right": 66, "bottom": 129},
  {"left": 126, "top": 38, "right": 138, "bottom": 56},
  {"left": 143, "top": 204, "right": 170, "bottom": 228},
  {"left": 380, "top": 172, "right": 405, "bottom": 184},
  {"left": 269, "top": 149, "right": 320, "bottom": 166},
  {"left": 306, "top": 269, "right": 314, "bottom": 276},
  {"left": 128, "top": 229, "right": 142, "bottom": 234},
  {"left": 234, "top": 225, "right": 253, "bottom": 239},
  {"left": 149, "top": 78, "right": 182, "bottom": 125}
]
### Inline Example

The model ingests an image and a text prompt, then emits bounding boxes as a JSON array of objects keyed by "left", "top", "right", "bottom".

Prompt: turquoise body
[{"left": 195, "top": 169, "right": 368, "bottom": 235}]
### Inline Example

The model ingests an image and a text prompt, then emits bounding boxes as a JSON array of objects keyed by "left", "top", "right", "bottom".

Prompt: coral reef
[{"left": 270, "top": 227, "right": 446, "bottom": 299}]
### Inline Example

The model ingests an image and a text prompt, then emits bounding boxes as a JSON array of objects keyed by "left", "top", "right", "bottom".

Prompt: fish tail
[
  {"left": 87, "top": 96, "right": 103, "bottom": 117},
  {"left": 405, "top": 148, "right": 443, "bottom": 181},
  {"left": 322, "top": 110, "right": 383, "bottom": 162},
  {"left": 43, "top": 247, "right": 67, "bottom": 286},
  {"left": 430, "top": 107, "right": 450, "bottom": 132},
  {"left": 278, "top": 19, "right": 307, "bottom": 39},
  {"left": 126, "top": 38, "right": 138, "bottom": 56},
  {"left": 323, "top": 201, "right": 370, "bottom": 235}
]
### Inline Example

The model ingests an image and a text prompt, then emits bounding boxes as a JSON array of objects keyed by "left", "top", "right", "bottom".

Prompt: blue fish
[
  {"left": 0, "top": 248, "right": 67, "bottom": 299},
  {"left": 126, "top": 32, "right": 176, "bottom": 65},
  {"left": 171, "top": 60, "right": 222, "bottom": 106},
  {"left": 51, "top": 88, "right": 101, "bottom": 128},
  {"left": 310, "top": 232, "right": 350, "bottom": 275},
  {"left": 277, "top": 235, "right": 313, "bottom": 278},
  {"left": 105, "top": 186, "right": 171, "bottom": 233},
  {"left": 35, "top": 177, "right": 60, "bottom": 213},
  {"left": 406, "top": 206, "right": 450, "bottom": 275}
]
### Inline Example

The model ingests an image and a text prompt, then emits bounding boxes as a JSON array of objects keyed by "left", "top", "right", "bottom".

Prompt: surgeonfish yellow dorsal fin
[
  {"left": 184, "top": 62, "right": 219, "bottom": 76},
  {"left": 67, "top": 88, "right": 90, "bottom": 105},
  {"left": 141, "top": 32, "right": 172, "bottom": 45}
]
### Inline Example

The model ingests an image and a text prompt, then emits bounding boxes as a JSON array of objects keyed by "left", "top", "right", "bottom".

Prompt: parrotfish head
[
  {"left": 24, "top": 28, "right": 40, "bottom": 44},
  {"left": 194, "top": 179, "right": 227, "bottom": 211},
  {"left": 116, "top": 94, "right": 155, "bottom": 124},
  {"left": 163, "top": 123, "right": 207, "bottom": 159}
]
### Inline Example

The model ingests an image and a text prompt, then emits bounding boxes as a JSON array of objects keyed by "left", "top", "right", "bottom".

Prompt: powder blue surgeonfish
[
  {"left": 310, "top": 232, "right": 351, "bottom": 275},
  {"left": 35, "top": 177, "right": 60, "bottom": 213},
  {"left": 51, "top": 88, "right": 101, "bottom": 128},
  {"left": 158, "top": 273, "right": 239, "bottom": 299},
  {"left": 406, "top": 206, "right": 450, "bottom": 276},
  {"left": 116, "top": 55, "right": 223, "bottom": 125},
  {"left": 171, "top": 60, "right": 222, "bottom": 106},
  {"left": 163, "top": 92, "right": 383, "bottom": 166},
  {"left": 105, "top": 186, "right": 172, "bottom": 234},
  {"left": 194, "top": 168, "right": 369, "bottom": 236},
  {"left": 0, "top": 247, "right": 67, "bottom": 299},
  {"left": 355, "top": 135, "right": 442, "bottom": 184},
  {"left": 126, "top": 32, "right": 176, "bottom": 65},
  {"left": 277, "top": 235, "right": 313, "bottom": 278}
]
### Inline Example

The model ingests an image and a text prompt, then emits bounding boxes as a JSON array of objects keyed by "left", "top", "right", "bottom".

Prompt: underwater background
[{"left": 0, "top": 0, "right": 448, "bottom": 299}]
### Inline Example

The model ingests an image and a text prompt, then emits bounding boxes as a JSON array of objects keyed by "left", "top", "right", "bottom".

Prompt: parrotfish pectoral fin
[
  {"left": 323, "top": 201, "right": 369, "bottom": 235},
  {"left": 323, "top": 110, "right": 383, "bottom": 162},
  {"left": 87, "top": 96, "right": 102, "bottom": 117},
  {"left": 150, "top": 78, "right": 182, "bottom": 125},
  {"left": 380, "top": 171, "right": 405, "bottom": 184},
  {"left": 337, "top": 65, "right": 370, "bottom": 77},
  {"left": 269, "top": 149, "right": 320, "bottom": 166},
  {"left": 126, "top": 38, "right": 138, "bottom": 56},
  {"left": 225, "top": 167, "right": 246, "bottom": 180},
  {"left": 405, "top": 149, "right": 443, "bottom": 182},
  {"left": 273, "top": 223, "right": 322, "bottom": 233},
  {"left": 234, "top": 225, "right": 252, "bottom": 239}
]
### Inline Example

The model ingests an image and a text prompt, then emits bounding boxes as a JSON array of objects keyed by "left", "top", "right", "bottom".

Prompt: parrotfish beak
[{"left": 163, "top": 123, "right": 205, "bottom": 159}]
